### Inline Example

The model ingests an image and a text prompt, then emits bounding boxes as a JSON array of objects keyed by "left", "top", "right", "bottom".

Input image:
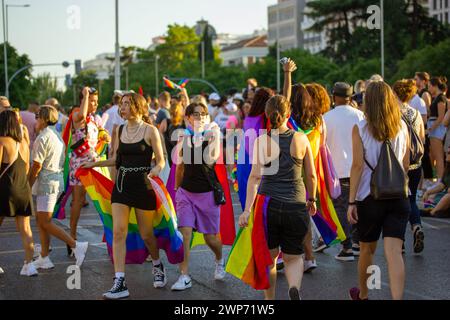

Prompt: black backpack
[
  {"left": 364, "top": 140, "right": 409, "bottom": 200},
  {"left": 401, "top": 113, "right": 424, "bottom": 166}
]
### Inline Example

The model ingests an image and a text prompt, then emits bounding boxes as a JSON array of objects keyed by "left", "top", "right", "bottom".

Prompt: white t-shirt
[
  {"left": 323, "top": 105, "right": 365, "bottom": 179},
  {"left": 102, "top": 105, "right": 125, "bottom": 136},
  {"left": 409, "top": 94, "right": 427, "bottom": 116},
  {"left": 356, "top": 120, "right": 409, "bottom": 201}
]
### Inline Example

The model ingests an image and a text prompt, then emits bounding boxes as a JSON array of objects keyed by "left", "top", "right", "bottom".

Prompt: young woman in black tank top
[
  {"left": 238, "top": 95, "right": 317, "bottom": 300},
  {"left": 83, "top": 93, "right": 166, "bottom": 299},
  {"left": 0, "top": 110, "right": 36, "bottom": 276}
]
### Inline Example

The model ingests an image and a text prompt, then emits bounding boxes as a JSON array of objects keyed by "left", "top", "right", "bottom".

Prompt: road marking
[{"left": 421, "top": 221, "right": 440, "bottom": 230}]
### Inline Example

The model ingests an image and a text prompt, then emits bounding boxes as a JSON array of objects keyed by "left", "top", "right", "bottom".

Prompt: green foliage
[{"left": 0, "top": 43, "right": 33, "bottom": 109}]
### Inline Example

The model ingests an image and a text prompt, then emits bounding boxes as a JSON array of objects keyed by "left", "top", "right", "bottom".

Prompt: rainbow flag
[
  {"left": 288, "top": 117, "right": 345, "bottom": 245},
  {"left": 178, "top": 78, "right": 189, "bottom": 88},
  {"left": 75, "top": 168, "right": 184, "bottom": 264},
  {"left": 52, "top": 111, "right": 74, "bottom": 220},
  {"left": 225, "top": 195, "right": 273, "bottom": 290},
  {"left": 163, "top": 77, "right": 189, "bottom": 90},
  {"left": 236, "top": 115, "right": 265, "bottom": 211}
]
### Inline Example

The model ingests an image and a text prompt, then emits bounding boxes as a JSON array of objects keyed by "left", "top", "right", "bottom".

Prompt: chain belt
[{"left": 116, "top": 166, "right": 151, "bottom": 193}]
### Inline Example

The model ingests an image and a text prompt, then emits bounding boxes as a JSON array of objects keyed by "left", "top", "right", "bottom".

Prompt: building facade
[
  {"left": 424, "top": 0, "right": 450, "bottom": 24},
  {"left": 267, "top": 0, "right": 306, "bottom": 50},
  {"left": 220, "top": 35, "right": 269, "bottom": 67}
]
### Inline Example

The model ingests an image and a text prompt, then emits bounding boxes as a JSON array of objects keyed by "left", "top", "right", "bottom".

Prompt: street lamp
[
  {"left": 6, "top": 61, "right": 70, "bottom": 95},
  {"left": 114, "top": 0, "right": 121, "bottom": 90},
  {"left": 6, "top": 3, "right": 30, "bottom": 42}
]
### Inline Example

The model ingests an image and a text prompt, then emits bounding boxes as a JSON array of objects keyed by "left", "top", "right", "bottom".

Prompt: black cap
[{"left": 333, "top": 82, "right": 353, "bottom": 98}]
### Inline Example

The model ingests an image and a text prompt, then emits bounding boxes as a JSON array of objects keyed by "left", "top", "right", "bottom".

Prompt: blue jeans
[{"left": 408, "top": 167, "right": 422, "bottom": 227}]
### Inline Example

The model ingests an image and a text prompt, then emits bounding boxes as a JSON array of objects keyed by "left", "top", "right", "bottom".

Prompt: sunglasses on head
[{"left": 89, "top": 87, "right": 97, "bottom": 94}]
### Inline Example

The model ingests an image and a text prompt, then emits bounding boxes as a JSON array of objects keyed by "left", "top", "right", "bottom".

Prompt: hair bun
[{"left": 441, "top": 76, "right": 448, "bottom": 84}]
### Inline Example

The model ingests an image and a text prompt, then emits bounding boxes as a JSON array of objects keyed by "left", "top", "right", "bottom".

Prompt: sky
[{"left": 2, "top": 0, "right": 275, "bottom": 87}]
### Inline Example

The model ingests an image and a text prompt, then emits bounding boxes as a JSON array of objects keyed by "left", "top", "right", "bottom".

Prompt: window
[
  {"left": 269, "top": 11, "right": 277, "bottom": 24},
  {"left": 279, "top": 24, "right": 295, "bottom": 38},
  {"left": 434, "top": 0, "right": 437, "bottom": 10},
  {"left": 279, "top": 7, "right": 294, "bottom": 21}
]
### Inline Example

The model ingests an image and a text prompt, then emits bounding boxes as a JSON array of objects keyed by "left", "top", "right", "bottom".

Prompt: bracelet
[
  {"left": 348, "top": 202, "right": 357, "bottom": 206},
  {"left": 307, "top": 198, "right": 316, "bottom": 203}
]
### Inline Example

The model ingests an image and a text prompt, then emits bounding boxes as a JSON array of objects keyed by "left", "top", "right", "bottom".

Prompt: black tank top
[
  {"left": 259, "top": 130, "right": 306, "bottom": 203},
  {"left": 181, "top": 135, "right": 214, "bottom": 193},
  {"left": 419, "top": 88, "right": 429, "bottom": 99},
  {"left": 116, "top": 125, "right": 153, "bottom": 169},
  {"left": 429, "top": 93, "right": 447, "bottom": 118}
]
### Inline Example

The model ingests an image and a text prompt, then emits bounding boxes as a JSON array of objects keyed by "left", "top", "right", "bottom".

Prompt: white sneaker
[
  {"left": 20, "top": 262, "right": 38, "bottom": 277},
  {"left": 33, "top": 255, "right": 55, "bottom": 270},
  {"left": 171, "top": 274, "right": 192, "bottom": 291},
  {"left": 0, "top": 266, "right": 4, "bottom": 274},
  {"left": 145, "top": 255, "right": 152, "bottom": 263},
  {"left": 73, "top": 241, "right": 89, "bottom": 267},
  {"left": 214, "top": 259, "right": 226, "bottom": 280},
  {"left": 303, "top": 259, "right": 317, "bottom": 273}
]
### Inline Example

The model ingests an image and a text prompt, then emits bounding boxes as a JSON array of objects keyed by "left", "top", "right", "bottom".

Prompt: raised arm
[
  {"left": 72, "top": 87, "right": 90, "bottom": 123},
  {"left": 282, "top": 59, "right": 297, "bottom": 102}
]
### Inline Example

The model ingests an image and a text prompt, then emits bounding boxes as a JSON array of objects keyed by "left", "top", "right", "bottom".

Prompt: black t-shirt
[
  {"left": 181, "top": 135, "right": 214, "bottom": 193},
  {"left": 430, "top": 94, "right": 447, "bottom": 118}
]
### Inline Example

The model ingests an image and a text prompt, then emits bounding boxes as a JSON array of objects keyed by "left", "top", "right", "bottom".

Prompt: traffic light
[
  {"left": 74, "top": 59, "right": 82, "bottom": 75},
  {"left": 65, "top": 74, "right": 72, "bottom": 87}
]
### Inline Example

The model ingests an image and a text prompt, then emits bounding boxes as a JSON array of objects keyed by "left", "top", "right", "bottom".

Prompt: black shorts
[
  {"left": 356, "top": 196, "right": 410, "bottom": 243},
  {"left": 266, "top": 198, "right": 309, "bottom": 255}
]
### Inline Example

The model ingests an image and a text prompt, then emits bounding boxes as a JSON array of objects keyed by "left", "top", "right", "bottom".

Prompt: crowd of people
[{"left": 0, "top": 58, "right": 449, "bottom": 300}]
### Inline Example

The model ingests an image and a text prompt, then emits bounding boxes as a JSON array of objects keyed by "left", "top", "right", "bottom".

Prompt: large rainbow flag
[
  {"left": 75, "top": 168, "right": 183, "bottom": 264},
  {"left": 236, "top": 115, "right": 266, "bottom": 211},
  {"left": 287, "top": 117, "right": 345, "bottom": 245},
  {"left": 225, "top": 195, "right": 273, "bottom": 290}
]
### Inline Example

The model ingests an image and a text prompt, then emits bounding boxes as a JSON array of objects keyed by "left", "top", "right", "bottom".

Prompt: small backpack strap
[{"left": 0, "top": 142, "right": 20, "bottom": 180}]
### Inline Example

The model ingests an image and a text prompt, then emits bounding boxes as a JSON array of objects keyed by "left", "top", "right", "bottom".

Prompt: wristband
[
  {"left": 348, "top": 202, "right": 356, "bottom": 206},
  {"left": 307, "top": 198, "right": 316, "bottom": 203}
]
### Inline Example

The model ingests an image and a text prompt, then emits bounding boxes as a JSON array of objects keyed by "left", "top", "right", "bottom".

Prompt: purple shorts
[{"left": 176, "top": 188, "right": 220, "bottom": 234}]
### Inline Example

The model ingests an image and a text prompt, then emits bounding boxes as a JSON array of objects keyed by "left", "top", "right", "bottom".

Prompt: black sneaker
[
  {"left": 413, "top": 225, "right": 425, "bottom": 254},
  {"left": 276, "top": 257, "right": 284, "bottom": 271},
  {"left": 67, "top": 244, "right": 74, "bottom": 258},
  {"left": 103, "top": 277, "right": 130, "bottom": 300},
  {"left": 352, "top": 243, "right": 360, "bottom": 257},
  {"left": 288, "top": 287, "right": 301, "bottom": 300},
  {"left": 402, "top": 243, "right": 405, "bottom": 254},
  {"left": 153, "top": 263, "right": 167, "bottom": 288},
  {"left": 335, "top": 250, "right": 355, "bottom": 261}
]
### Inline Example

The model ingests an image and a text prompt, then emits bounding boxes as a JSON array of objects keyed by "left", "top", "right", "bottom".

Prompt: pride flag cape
[
  {"left": 75, "top": 168, "right": 183, "bottom": 264},
  {"left": 236, "top": 115, "right": 266, "bottom": 211},
  {"left": 52, "top": 112, "right": 74, "bottom": 220},
  {"left": 287, "top": 117, "right": 346, "bottom": 245},
  {"left": 225, "top": 195, "right": 272, "bottom": 290}
]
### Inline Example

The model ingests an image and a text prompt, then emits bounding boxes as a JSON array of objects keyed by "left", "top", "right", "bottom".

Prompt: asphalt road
[{"left": 1, "top": 190, "right": 450, "bottom": 300}]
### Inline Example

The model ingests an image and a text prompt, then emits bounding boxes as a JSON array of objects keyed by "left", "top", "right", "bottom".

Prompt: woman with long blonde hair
[{"left": 348, "top": 81, "right": 410, "bottom": 300}]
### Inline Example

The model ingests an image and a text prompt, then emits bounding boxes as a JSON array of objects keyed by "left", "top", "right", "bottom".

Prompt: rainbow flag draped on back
[
  {"left": 52, "top": 112, "right": 73, "bottom": 219},
  {"left": 75, "top": 168, "right": 183, "bottom": 264},
  {"left": 236, "top": 115, "right": 266, "bottom": 211},
  {"left": 287, "top": 117, "right": 346, "bottom": 245},
  {"left": 225, "top": 195, "right": 273, "bottom": 290}
]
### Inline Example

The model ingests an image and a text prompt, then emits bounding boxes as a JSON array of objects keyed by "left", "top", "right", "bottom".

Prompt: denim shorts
[{"left": 427, "top": 119, "right": 447, "bottom": 141}]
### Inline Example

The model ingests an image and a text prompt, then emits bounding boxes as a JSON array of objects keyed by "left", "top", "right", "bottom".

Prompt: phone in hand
[{"left": 279, "top": 57, "right": 289, "bottom": 65}]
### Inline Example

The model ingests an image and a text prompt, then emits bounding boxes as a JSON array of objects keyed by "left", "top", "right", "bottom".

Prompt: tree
[
  {"left": 0, "top": 42, "right": 34, "bottom": 108},
  {"left": 155, "top": 24, "right": 200, "bottom": 71},
  {"left": 31, "top": 73, "right": 61, "bottom": 104},
  {"left": 392, "top": 39, "right": 450, "bottom": 82}
]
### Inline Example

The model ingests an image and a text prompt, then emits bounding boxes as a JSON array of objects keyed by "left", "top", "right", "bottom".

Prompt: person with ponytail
[
  {"left": 239, "top": 95, "right": 317, "bottom": 300},
  {"left": 82, "top": 92, "right": 166, "bottom": 299},
  {"left": 428, "top": 76, "right": 448, "bottom": 179}
]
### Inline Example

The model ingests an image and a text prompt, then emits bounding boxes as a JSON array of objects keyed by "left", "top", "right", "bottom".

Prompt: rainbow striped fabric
[
  {"left": 75, "top": 168, "right": 183, "bottom": 264},
  {"left": 52, "top": 111, "right": 74, "bottom": 220},
  {"left": 287, "top": 117, "right": 346, "bottom": 245},
  {"left": 225, "top": 194, "right": 273, "bottom": 290}
]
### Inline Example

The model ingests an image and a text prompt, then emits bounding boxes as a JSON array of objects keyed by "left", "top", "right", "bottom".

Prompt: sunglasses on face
[{"left": 192, "top": 112, "right": 208, "bottom": 118}]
